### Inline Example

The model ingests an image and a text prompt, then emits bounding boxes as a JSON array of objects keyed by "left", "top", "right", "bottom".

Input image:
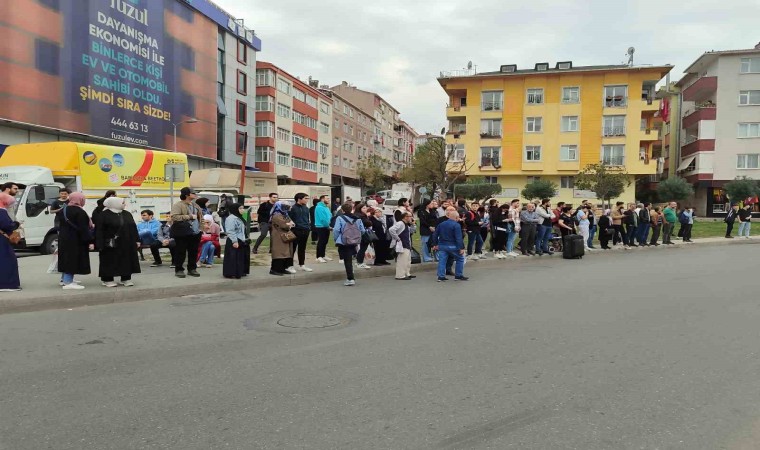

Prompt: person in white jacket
[
  {"left": 388, "top": 212, "right": 415, "bottom": 281},
  {"left": 535, "top": 198, "right": 556, "bottom": 255}
]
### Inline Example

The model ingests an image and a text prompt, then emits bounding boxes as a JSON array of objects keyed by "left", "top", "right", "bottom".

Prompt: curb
[{"left": 2, "top": 238, "right": 757, "bottom": 315}]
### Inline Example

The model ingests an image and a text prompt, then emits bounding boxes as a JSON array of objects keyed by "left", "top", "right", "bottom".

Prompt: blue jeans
[
  {"left": 507, "top": 228, "right": 518, "bottom": 253},
  {"left": 61, "top": 273, "right": 74, "bottom": 285},
  {"left": 437, "top": 245, "right": 464, "bottom": 278},
  {"left": 626, "top": 225, "right": 638, "bottom": 245},
  {"left": 587, "top": 225, "right": 597, "bottom": 248},
  {"left": 139, "top": 231, "right": 156, "bottom": 246},
  {"left": 738, "top": 221, "right": 752, "bottom": 237},
  {"left": 535, "top": 224, "right": 552, "bottom": 254},
  {"left": 200, "top": 241, "right": 216, "bottom": 264},
  {"left": 637, "top": 223, "right": 650, "bottom": 245},
  {"left": 466, "top": 231, "right": 483, "bottom": 255},
  {"left": 421, "top": 235, "right": 433, "bottom": 262}
]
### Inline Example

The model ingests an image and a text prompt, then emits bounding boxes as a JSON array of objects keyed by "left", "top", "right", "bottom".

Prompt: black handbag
[
  {"left": 362, "top": 229, "right": 379, "bottom": 244},
  {"left": 170, "top": 220, "right": 193, "bottom": 238},
  {"left": 104, "top": 214, "right": 124, "bottom": 249}
]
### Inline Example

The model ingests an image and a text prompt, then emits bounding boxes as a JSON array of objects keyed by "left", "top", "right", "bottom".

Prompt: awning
[{"left": 677, "top": 155, "right": 696, "bottom": 172}]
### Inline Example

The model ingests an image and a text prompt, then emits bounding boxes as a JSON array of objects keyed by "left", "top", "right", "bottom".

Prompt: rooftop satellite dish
[
  {"left": 467, "top": 61, "right": 473, "bottom": 70},
  {"left": 627, "top": 46, "right": 635, "bottom": 55},
  {"left": 626, "top": 47, "right": 635, "bottom": 66}
]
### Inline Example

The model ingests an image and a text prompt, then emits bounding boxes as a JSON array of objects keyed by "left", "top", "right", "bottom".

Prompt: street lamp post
[{"left": 170, "top": 118, "right": 198, "bottom": 206}]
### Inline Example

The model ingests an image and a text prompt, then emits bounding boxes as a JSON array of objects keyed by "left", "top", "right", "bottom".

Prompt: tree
[
  {"left": 724, "top": 177, "right": 760, "bottom": 204},
  {"left": 574, "top": 163, "right": 631, "bottom": 208},
  {"left": 400, "top": 138, "right": 471, "bottom": 199},
  {"left": 454, "top": 177, "right": 502, "bottom": 200},
  {"left": 656, "top": 177, "right": 694, "bottom": 202},
  {"left": 521, "top": 179, "right": 558, "bottom": 201},
  {"left": 356, "top": 155, "right": 387, "bottom": 193}
]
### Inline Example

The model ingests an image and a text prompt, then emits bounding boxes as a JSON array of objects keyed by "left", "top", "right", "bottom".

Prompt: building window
[
  {"left": 35, "top": 39, "right": 60, "bottom": 75},
  {"left": 561, "top": 116, "right": 579, "bottom": 132},
  {"left": 739, "top": 90, "right": 760, "bottom": 105},
  {"left": 601, "top": 145, "right": 625, "bottom": 166},
  {"left": 255, "top": 95, "right": 274, "bottom": 112},
  {"left": 333, "top": 137, "right": 339, "bottom": 147},
  {"left": 276, "top": 127, "right": 291, "bottom": 142},
  {"left": 560, "top": 145, "right": 578, "bottom": 161},
  {"left": 481, "top": 91, "right": 503, "bottom": 111},
  {"left": 484, "top": 176, "right": 498, "bottom": 184},
  {"left": 320, "top": 122, "right": 330, "bottom": 133},
  {"left": 526, "top": 88, "right": 544, "bottom": 104},
  {"left": 560, "top": 176, "right": 575, "bottom": 189},
  {"left": 333, "top": 155, "right": 339, "bottom": 166},
  {"left": 254, "top": 146, "right": 272, "bottom": 162},
  {"left": 320, "top": 163, "right": 329, "bottom": 174},
  {"left": 480, "top": 147, "right": 501, "bottom": 167},
  {"left": 525, "top": 146, "right": 542, "bottom": 161},
  {"left": 277, "top": 78, "right": 291, "bottom": 95},
  {"left": 236, "top": 131, "right": 247, "bottom": 155},
  {"left": 293, "top": 111, "right": 318, "bottom": 129},
  {"left": 525, "top": 117, "right": 543, "bottom": 133},
  {"left": 320, "top": 102, "right": 331, "bottom": 114},
  {"left": 447, "top": 144, "right": 465, "bottom": 162},
  {"left": 562, "top": 87, "right": 580, "bottom": 103},
  {"left": 603, "top": 116, "right": 626, "bottom": 136},
  {"left": 738, "top": 123, "right": 760, "bottom": 138},
  {"left": 237, "top": 70, "right": 247, "bottom": 95},
  {"left": 527, "top": 176, "right": 541, "bottom": 183},
  {"left": 737, "top": 154, "right": 760, "bottom": 169},
  {"left": 276, "top": 103, "right": 291, "bottom": 119},
  {"left": 306, "top": 95, "right": 318, "bottom": 108},
  {"left": 293, "top": 89, "right": 306, "bottom": 102},
  {"left": 277, "top": 152, "right": 290, "bottom": 166},
  {"left": 256, "top": 69, "right": 274, "bottom": 87},
  {"left": 319, "top": 142, "right": 329, "bottom": 158},
  {"left": 237, "top": 40, "right": 247, "bottom": 64},
  {"left": 604, "top": 85, "right": 628, "bottom": 107},
  {"left": 479, "top": 119, "right": 501, "bottom": 138},
  {"left": 236, "top": 101, "right": 247, "bottom": 125},
  {"left": 255, "top": 121, "right": 274, "bottom": 138},
  {"left": 740, "top": 58, "right": 760, "bottom": 74}
]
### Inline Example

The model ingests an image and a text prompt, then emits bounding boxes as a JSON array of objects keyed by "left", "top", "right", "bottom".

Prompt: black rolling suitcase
[{"left": 562, "top": 234, "right": 585, "bottom": 259}]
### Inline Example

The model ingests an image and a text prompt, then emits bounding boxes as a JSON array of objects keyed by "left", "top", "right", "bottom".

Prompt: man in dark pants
[
  {"left": 309, "top": 198, "right": 319, "bottom": 244},
  {"left": 519, "top": 202, "right": 540, "bottom": 255},
  {"left": 314, "top": 195, "right": 333, "bottom": 263},
  {"left": 725, "top": 204, "right": 739, "bottom": 238},
  {"left": 170, "top": 187, "right": 202, "bottom": 278},
  {"left": 252, "top": 193, "right": 277, "bottom": 254},
  {"left": 289, "top": 192, "right": 313, "bottom": 272}
]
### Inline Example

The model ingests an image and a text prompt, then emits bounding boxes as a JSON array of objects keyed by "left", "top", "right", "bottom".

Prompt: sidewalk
[{"left": 2, "top": 236, "right": 758, "bottom": 315}]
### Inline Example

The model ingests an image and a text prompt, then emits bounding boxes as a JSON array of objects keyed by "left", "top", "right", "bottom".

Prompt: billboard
[{"left": 0, "top": 0, "right": 220, "bottom": 158}]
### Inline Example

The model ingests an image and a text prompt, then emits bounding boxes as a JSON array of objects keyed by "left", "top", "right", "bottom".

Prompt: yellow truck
[{"left": 0, "top": 142, "right": 188, "bottom": 254}]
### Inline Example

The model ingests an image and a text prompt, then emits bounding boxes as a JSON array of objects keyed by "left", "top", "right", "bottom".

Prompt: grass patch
[{"left": 687, "top": 220, "right": 729, "bottom": 239}]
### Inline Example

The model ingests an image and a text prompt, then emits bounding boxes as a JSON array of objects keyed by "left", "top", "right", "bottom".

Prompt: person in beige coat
[{"left": 269, "top": 202, "right": 296, "bottom": 276}]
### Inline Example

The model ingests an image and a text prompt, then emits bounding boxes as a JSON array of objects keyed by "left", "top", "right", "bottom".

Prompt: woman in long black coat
[
  {"left": 96, "top": 197, "right": 140, "bottom": 287},
  {"left": 369, "top": 207, "right": 391, "bottom": 266},
  {"left": 57, "top": 192, "right": 93, "bottom": 290}
]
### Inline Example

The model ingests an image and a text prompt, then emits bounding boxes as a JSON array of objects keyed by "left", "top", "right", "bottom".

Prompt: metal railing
[
  {"left": 481, "top": 102, "right": 503, "bottom": 111},
  {"left": 480, "top": 156, "right": 501, "bottom": 167},
  {"left": 604, "top": 97, "right": 627, "bottom": 107},
  {"left": 440, "top": 69, "right": 477, "bottom": 78},
  {"left": 603, "top": 126, "right": 626, "bottom": 137}
]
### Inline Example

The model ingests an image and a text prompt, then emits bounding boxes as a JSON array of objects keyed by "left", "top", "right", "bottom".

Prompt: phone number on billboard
[{"left": 111, "top": 117, "right": 148, "bottom": 133}]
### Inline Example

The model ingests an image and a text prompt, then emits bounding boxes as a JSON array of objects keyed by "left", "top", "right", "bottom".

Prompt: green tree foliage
[
  {"left": 724, "top": 177, "right": 760, "bottom": 204},
  {"left": 454, "top": 177, "right": 502, "bottom": 200},
  {"left": 656, "top": 177, "right": 695, "bottom": 202},
  {"left": 574, "top": 163, "right": 631, "bottom": 208},
  {"left": 521, "top": 179, "right": 558, "bottom": 200},
  {"left": 400, "top": 138, "right": 470, "bottom": 198},
  {"left": 356, "top": 155, "right": 387, "bottom": 189}
]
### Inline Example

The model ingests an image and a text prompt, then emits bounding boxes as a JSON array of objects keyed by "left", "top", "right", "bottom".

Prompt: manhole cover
[
  {"left": 244, "top": 310, "right": 358, "bottom": 333},
  {"left": 277, "top": 314, "right": 342, "bottom": 329}
]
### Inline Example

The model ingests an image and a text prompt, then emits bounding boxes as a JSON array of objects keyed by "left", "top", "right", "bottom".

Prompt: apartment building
[
  {"left": 437, "top": 61, "right": 672, "bottom": 204},
  {"left": 396, "top": 121, "right": 419, "bottom": 172},
  {"left": 673, "top": 44, "right": 760, "bottom": 216},
  {"left": 416, "top": 133, "right": 444, "bottom": 147},
  {"left": 317, "top": 88, "right": 374, "bottom": 186},
  {"left": 254, "top": 62, "right": 333, "bottom": 184},
  {"left": 330, "top": 82, "right": 400, "bottom": 177}
]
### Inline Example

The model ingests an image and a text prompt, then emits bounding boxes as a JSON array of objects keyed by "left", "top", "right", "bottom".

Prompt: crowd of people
[{"left": 0, "top": 179, "right": 756, "bottom": 292}]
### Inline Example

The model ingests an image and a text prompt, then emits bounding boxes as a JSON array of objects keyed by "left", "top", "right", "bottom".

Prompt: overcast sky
[{"left": 215, "top": 0, "right": 758, "bottom": 135}]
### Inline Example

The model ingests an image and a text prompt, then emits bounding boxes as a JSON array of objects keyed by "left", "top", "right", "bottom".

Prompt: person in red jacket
[{"left": 198, "top": 214, "right": 221, "bottom": 267}]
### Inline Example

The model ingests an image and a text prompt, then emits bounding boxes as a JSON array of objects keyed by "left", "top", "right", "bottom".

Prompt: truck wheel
[{"left": 41, "top": 233, "right": 58, "bottom": 255}]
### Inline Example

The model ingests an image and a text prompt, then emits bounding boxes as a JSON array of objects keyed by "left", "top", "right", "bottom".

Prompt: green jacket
[{"left": 663, "top": 207, "right": 677, "bottom": 224}]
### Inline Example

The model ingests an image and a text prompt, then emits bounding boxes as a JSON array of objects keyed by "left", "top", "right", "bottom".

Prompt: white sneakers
[
  {"left": 324, "top": 256, "right": 334, "bottom": 261},
  {"left": 299, "top": 265, "right": 313, "bottom": 272},
  {"left": 103, "top": 282, "right": 118, "bottom": 288},
  {"left": 468, "top": 254, "right": 480, "bottom": 261},
  {"left": 316, "top": 257, "right": 327, "bottom": 263},
  {"left": 494, "top": 252, "right": 507, "bottom": 259},
  {"left": 285, "top": 266, "right": 297, "bottom": 274},
  {"left": 344, "top": 279, "right": 356, "bottom": 286},
  {"left": 62, "top": 283, "right": 85, "bottom": 290},
  {"left": 357, "top": 263, "right": 371, "bottom": 270},
  {"left": 119, "top": 280, "right": 135, "bottom": 287}
]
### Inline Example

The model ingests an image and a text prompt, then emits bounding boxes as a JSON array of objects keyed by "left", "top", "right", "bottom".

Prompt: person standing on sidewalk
[
  {"left": 369, "top": 207, "right": 391, "bottom": 266},
  {"left": 56, "top": 193, "right": 93, "bottom": 290},
  {"left": 432, "top": 208, "right": 467, "bottom": 282},
  {"left": 269, "top": 202, "right": 296, "bottom": 276},
  {"left": 97, "top": 197, "right": 141, "bottom": 287},
  {"left": 624, "top": 203, "right": 639, "bottom": 247},
  {"left": 519, "top": 203, "right": 540, "bottom": 256},
  {"left": 598, "top": 209, "right": 613, "bottom": 250},
  {"left": 535, "top": 198, "right": 555, "bottom": 255},
  {"left": 587, "top": 203, "right": 597, "bottom": 249},
  {"left": 737, "top": 204, "right": 752, "bottom": 238},
  {"left": 314, "top": 195, "right": 333, "bottom": 263},
  {"left": 649, "top": 207, "right": 662, "bottom": 246},
  {"left": 0, "top": 193, "right": 21, "bottom": 292},
  {"left": 611, "top": 202, "right": 626, "bottom": 247},
  {"left": 222, "top": 203, "right": 248, "bottom": 279},
  {"left": 662, "top": 202, "right": 678, "bottom": 245},
  {"left": 389, "top": 211, "right": 415, "bottom": 281},
  {"left": 354, "top": 203, "right": 374, "bottom": 270},
  {"left": 506, "top": 199, "right": 521, "bottom": 257},
  {"left": 637, "top": 203, "right": 651, "bottom": 246},
  {"left": 171, "top": 187, "right": 202, "bottom": 278},
  {"left": 289, "top": 193, "right": 313, "bottom": 272},
  {"left": 333, "top": 203, "right": 366, "bottom": 286},
  {"left": 418, "top": 200, "right": 438, "bottom": 263},
  {"left": 575, "top": 205, "right": 592, "bottom": 251},
  {"left": 681, "top": 207, "right": 695, "bottom": 243},
  {"left": 252, "top": 193, "right": 278, "bottom": 254},
  {"left": 464, "top": 201, "right": 484, "bottom": 260},
  {"left": 724, "top": 204, "right": 739, "bottom": 238}
]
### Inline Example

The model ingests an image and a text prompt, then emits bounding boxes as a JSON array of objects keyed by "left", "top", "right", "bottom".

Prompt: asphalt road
[{"left": 1, "top": 243, "right": 760, "bottom": 450}]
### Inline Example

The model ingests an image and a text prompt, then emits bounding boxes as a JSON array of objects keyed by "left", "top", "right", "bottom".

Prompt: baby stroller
[{"left": 548, "top": 231, "right": 563, "bottom": 253}]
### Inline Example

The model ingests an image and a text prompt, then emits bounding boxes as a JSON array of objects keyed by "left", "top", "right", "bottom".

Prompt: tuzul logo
[{"left": 110, "top": 0, "right": 149, "bottom": 26}]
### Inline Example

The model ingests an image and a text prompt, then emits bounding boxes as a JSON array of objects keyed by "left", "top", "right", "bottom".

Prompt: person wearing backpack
[
  {"left": 333, "top": 203, "right": 366, "bottom": 286},
  {"left": 389, "top": 211, "right": 415, "bottom": 281}
]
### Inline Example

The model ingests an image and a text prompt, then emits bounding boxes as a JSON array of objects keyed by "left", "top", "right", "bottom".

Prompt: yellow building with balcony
[{"left": 438, "top": 62, "right": 673, "bottom": 205}]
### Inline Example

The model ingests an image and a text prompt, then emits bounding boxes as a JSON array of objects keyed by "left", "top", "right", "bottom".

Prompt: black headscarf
[{"left": 229, "top": 203, "right": 244, "bottom": 219}]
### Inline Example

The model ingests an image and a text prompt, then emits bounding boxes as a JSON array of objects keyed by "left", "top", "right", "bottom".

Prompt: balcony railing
[
  {"left": 604, "top": 97, "right": 627, "bottom": 107},
  {"left": 603, "top": 126, "right": 626, "bottom": 137},
  {"left": 602, "top": 156, "right": 625, "bottom": 166},
  {"left": 480, "top": 132, "right": 501, "bottom": 139},
  {"left": 482, "top": 102, "right": 503, "bottom": 111},
  {"left": 480, "top": 156, "right": 501, "bottom": 167}
]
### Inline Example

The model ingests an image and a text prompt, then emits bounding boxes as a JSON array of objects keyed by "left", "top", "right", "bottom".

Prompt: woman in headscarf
[
  {"left": 369, "top": 207, "right": 391, "bottom": 266},
  {"left": 198, "top": 214, "right": 221, "bottom": 267},
  {"left": 91, "top": 190, "right": 117, "bottom": 231},
  {"left": 269, "top": 201, "right": 295, "bottom": 276},
  {"left": 222, "top": 203, "right": 248, "bottom": 279},
  {"left": 96, "top": 197, "right": 140, "bottom": 287},
  {"left": 56, "top": 192, "right": 93, "bottom": 290},
  {"left": 0, "top": 193, "right": 21, "bottom": 291},
  {"left": 598, "top": 209, "right": 613, "bottom": 250}
]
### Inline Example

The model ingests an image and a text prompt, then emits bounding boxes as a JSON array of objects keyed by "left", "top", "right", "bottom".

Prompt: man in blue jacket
[
  {"left": 432, "top": 207, "right": 468, "bottom": 282},
  {"left": 137, "top": 209, "right": 161, "bottom": 246},
  {"left": 314, "top": 195, "right": 333, "bottom": 263}
]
